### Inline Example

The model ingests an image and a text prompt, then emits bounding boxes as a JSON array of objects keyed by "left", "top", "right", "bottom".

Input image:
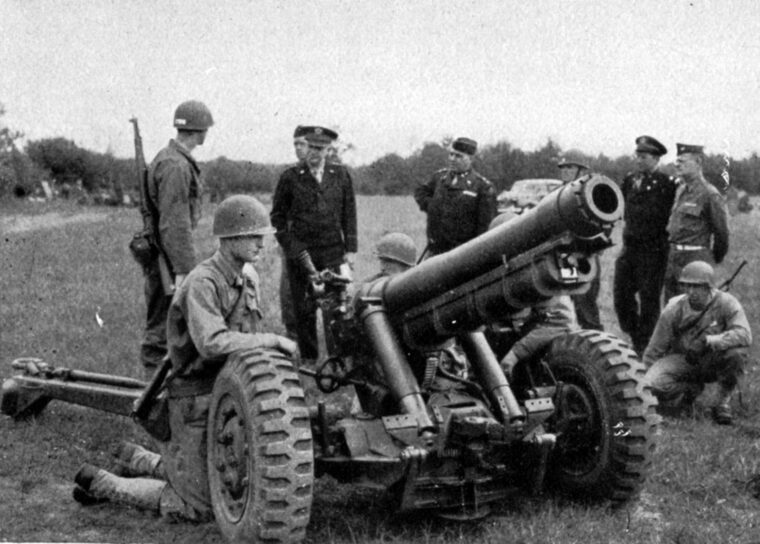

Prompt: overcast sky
[{"left": 2, "top": 0, "right": 759, "bottom": 166}]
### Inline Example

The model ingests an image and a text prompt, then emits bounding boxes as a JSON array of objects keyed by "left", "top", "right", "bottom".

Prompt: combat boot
[
  {"left": 113, "top": 441, "right": 166, "bottom": 479},
  {"left": 73, "top": 463, "right": 165, "bottom": 512},
  {"left": 712, "top": 386, "right": 734, "bottom": 425}
]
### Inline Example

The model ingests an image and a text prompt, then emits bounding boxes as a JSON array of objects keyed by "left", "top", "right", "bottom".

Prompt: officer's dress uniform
[
  {"left": 643, "top": 290, "right": 750, "bottom": 403},
  {"left": 158, "top": 249, "right": 275, "bottom": 518},
  {"left": 614, "top": 169, "right": 677, "bottom": 352},
  {"left": 663, "top": 177, "right": 729, "bottom": 301},
  {"left": 141, "top": 139, "right": 202, "bottom": 373},
  {"left": 414, "top": 167, "right": 496, "bottom": 255},
  {"left": 270, "top": 162, "right": 357, "bottom": 360}
]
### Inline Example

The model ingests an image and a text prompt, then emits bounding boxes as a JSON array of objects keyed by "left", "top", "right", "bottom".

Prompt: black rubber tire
[
  {"left": 207, "top": 349, "right": 313, "bottom": 543},
  {"left": 545, "top": 330, "right": 658, "bottom": 502}
]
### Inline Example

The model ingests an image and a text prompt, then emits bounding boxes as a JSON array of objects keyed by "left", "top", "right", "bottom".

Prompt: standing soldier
[
  {"left": 663, "top": 144, "right": 729, "bottom": 302},
  {"left": 556, "top": 150, "right": 602, "bottom": 330},
  {"left": 414, "top": 137, "right": 496, "bottom": 256},
  {"left": 643, "top": 261, "right": 750, "bottom": 424},
  {"left": 140, "top": 100, "right": 213, "bottom": 379},
  {"left": 270, "top": 127, "right": 358, "bottom": 364},
  {"left": 614, "top": 136, "right": 677, "bottom": 354},
  {"left": 74, "top": 196, "right": 298, "bottom": 518},
  {"left": 277, "top": 125, "right": 314, "bottom": 339}
]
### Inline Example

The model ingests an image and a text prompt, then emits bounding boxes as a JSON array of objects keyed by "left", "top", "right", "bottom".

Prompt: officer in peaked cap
[
  {"left": 662, "top": 142, "right": 729, "bottom": 302},
  {"left": 613, "top": 135, "right": 677, "bottom": 354},
  {"left": 414, "top": 136, "right": 496, "bottom": 256},
  {"left": 139, "top": 100, "right": 214, "bottom": 379},
  {"left": 271, "top": 125, "right": 357, "bottom": 364}
]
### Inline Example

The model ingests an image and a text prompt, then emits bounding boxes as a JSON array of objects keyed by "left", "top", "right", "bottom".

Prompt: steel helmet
[
  {"left": 213, "top": 195, "right": 276, "bottom": 238},
  {"left": 488, "top": 210, "right": 518, "bottom": 230},
  {"left": 173, "top": 100, "right": 214, "bottom": 131},
  {"left": 374, "top": 232, "right": 417, "bottom": 267},
  {"left": 678, "top": 261, "right": 714, "bottom": 287},
  {"left": 557, "top": 149, "right": 589, "bottom": 170}
]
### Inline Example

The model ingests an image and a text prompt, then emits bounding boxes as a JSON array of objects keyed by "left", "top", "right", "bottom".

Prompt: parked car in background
[{"left": 497, "top": 178, "right": 563, "bottom": 213}]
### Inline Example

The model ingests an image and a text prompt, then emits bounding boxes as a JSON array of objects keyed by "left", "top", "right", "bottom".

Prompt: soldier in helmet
[
  {"left": 372, "top": 232, "right": 417, "bottom": 278},
  {"left": 643, "top": 261, "right": 751, "bottom": 424},
  {"left": 663, "top": 143, "right": 729, "bottom": 301},
  {"left": 613, "top": 136, "right": 677, "bottom": 354},
  {"left": 74, "top": 195, "right": 297, "bottom": 517},
  {"left": 270, "top": 127, "right": 358, "bottom": 364},
  {"left": 414, "top": 137, "right": 497, "bottom": 257},
  {"left": 556, "top": 150, "right": 602, "bottom": 331},
  {"left": 140, "top": 100, "right": 214, "bottom": 379}
]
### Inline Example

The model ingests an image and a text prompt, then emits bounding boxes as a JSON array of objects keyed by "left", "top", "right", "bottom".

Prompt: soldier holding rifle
[
  {"left": 137, "top": 100, "right": 214, "bottom": 379},
  {"left": 643, "top": 261, "right": 751, "bottom": 425},
  {"left": 74, "top": 195, "right": 296, "bottom": 518}
]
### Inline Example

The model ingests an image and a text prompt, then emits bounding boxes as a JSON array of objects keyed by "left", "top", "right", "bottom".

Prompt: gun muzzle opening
[{"left": 586, "top": 177, "right": 623, "bottom": 222}]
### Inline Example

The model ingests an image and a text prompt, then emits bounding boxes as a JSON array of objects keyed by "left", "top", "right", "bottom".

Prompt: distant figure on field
[
  {"left": 74, "top": 195, "right": 297, "bottom": 517},
  {"left": 557, "top": 150, "right": 602, "bottom": 331},
  {"left": 140, "top": 100, "right": 213, "bottom": 379},
  {"left": 270, "top": 127, "right": 358, "bottom": 364},
  {"left": 663, "top": 143, "right": 729, "bottom": 302},
  {"left": 643, "top": 261, "right": 751, "bottom": 425},
  {"left": 614, "top": 136, "right": 677, "bottom": 354},
  {"left": 414, "top": 137, "right": 496, "bottom": 257}
]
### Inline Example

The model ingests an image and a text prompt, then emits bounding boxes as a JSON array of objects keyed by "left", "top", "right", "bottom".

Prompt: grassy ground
[{"left": 1, "top": 196, "right": 760, "bottom": 543}]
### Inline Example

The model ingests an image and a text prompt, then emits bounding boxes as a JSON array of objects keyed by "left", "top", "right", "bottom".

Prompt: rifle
[{"left": 128, "top": 118, "right": 175, "bottom": 295}]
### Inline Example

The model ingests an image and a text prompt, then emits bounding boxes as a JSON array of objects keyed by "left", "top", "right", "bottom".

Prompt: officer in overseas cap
[
  {"left": 635, "top": 136, "right": 668, "bottom": 157},
  {"left": 452, "top": 137, "right": 477, "bottom": 156}
]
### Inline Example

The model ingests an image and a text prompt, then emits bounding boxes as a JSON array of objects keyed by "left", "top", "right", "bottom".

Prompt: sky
[{"left": 1, "top": 0, "right": 759, "bottom": 166}]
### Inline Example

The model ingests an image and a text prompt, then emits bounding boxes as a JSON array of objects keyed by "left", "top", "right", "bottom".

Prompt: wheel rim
[
  {"left": 211, "top": 391, "right": 251, "bottom": 523},
  {"left": 554, "top": 373, "right": 604, "bottom": 476}
]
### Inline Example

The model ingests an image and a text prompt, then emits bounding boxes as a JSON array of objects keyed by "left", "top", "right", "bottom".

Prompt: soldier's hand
[
  {"left": 260, "top": 333, "right": 297, "bottom": 357},
  {"left": 500, "top": 351, "right": 518, "bottom": 380},
  {"left": 704, "top": 334, "right": 722, "bottom": 350},
  {"left": 345, "top": 252, "right": 356, "bottom": 269}
]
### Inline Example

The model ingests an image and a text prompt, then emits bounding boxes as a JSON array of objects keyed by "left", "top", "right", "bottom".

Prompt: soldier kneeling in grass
[
  {"left": 72, "top": 195, "right": 296, "bottom": 518},
  {"left": 643, "top": 261, "right": 751, "bottom": 425}
]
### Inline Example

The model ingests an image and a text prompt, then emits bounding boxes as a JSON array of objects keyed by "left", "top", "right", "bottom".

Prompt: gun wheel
[
  {"left": 545, "top": 330, "right": 658, "bottom": 502},
  {"left": 208, "top": 349, "right": 313, "bottom": 543}
]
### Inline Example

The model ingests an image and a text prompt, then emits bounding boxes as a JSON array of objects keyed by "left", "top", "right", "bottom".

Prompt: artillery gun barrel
[{"left": 382, "top": 174, "right": 622, "bottom": 315}]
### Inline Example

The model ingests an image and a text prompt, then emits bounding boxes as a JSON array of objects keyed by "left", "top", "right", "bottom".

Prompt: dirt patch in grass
[{"left": 1, "top": 211, "right": 108, "bottom": 234}]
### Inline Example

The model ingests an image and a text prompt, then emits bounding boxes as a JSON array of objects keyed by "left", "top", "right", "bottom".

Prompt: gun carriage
[{"left": 2, "top": 174, "right": 658, "bottom": 543}]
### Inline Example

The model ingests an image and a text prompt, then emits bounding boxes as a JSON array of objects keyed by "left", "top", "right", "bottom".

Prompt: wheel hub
[{"left": 212, "top": 393, "right": 251, "bottom": 521}]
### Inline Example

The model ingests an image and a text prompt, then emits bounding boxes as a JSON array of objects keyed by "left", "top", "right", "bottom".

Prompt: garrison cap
[
  {"left": 677, "top": 143, "right": 704, "bottom": 156},
  {"left": 635, "top": 135, "right": 667, "bottom": 156},
  {"left": 305, "top": 126, "right": 339, "bottom": 147},
  {"left": 452, "top": 137, "right": 477, "bottom": 156}
]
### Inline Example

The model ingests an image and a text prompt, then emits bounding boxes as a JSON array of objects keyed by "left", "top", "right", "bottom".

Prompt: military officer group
[{"left": 69, "top": 100, "right": 751, "bottom": 521}]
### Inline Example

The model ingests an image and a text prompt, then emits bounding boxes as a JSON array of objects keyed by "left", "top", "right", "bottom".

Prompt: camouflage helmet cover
[
  {"left": 374, "top": 232, "right": 417, "bottom": 267},
  {"left": 213, "top": 195, "right": 276, "bottom": 238}
]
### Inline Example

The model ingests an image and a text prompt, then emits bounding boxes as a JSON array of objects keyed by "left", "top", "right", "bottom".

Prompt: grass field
[{"left": 1, "top": 195, "right": 760, "bottom": 543}]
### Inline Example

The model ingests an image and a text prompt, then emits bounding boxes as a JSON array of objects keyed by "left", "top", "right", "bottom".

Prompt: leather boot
[
  {"left": 74, "top": 463, "right": 165, "bottom": 512},
  {"left": 712, "top": 386, "right": 734, "bottom": 425},
  {"left": 113, "top": 441, "right": 166, "bottom": 479}
]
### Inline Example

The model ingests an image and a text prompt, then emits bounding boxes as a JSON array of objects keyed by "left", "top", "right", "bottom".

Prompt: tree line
[{"left": 2, "top": 105, "right": 759, "bottom": 201}]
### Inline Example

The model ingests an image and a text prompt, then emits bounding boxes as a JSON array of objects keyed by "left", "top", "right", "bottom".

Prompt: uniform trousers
[
  {"left": 140, "top": 259, "right": 172, "bottom": 373},
  {"left": 645, "top": 347, "right": 747, "bottom": 403},
  {"left": 572, "top": 255, "right": 602, "bottom": 330},
  {"left": 613, "top": 244, "right": 668, "bottom": 353}
]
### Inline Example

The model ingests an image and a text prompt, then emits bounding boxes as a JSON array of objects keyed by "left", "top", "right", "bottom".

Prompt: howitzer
[{"left": 2, "top": 174, "right": 659, "bottom": 543}]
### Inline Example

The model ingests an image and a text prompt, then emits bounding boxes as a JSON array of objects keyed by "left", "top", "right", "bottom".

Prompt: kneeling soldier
[
  {"left": 643, "top": 261, "right": 751, "bottom": 424},
  {"left": 73, "top": 195, "right": 296, "bottom": 518}
]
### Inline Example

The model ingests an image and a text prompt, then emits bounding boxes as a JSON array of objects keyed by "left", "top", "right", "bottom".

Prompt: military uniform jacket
[
  {"left": 147, "top": 139, "right": 202, "bottom": 275},
  {"left": 270, "top": 162, "right": 358, "bottom": 259},
  {"left": 414, "top": 168, "right": 496, "bottom": 253},
  {"left": 666, "top": 176, "right": 729, "bottom": 263},
  {"left": 167, "top": 250, "right": 268, "bottom": 381},
  {"left": 621, "top": 169, "right": 676, "bottom": 248},
  {"left": 642, "top": 290, "right": 751, "bottom": 367}
]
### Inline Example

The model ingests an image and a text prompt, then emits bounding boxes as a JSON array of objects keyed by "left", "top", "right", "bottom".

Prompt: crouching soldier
[
  {"left": 72, "top": 195, "right": 296, "bottom": 518},
  {"left": 643, "top": 261, "right": 751, "bottom": 424}
]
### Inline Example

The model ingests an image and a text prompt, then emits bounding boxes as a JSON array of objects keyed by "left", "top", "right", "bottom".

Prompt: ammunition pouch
[
  {"left": 129, "top": 230, "right": 158, "bottom": 269},
  {"left": 136, "top": 391, "right": 171, "bottom": 442}
]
